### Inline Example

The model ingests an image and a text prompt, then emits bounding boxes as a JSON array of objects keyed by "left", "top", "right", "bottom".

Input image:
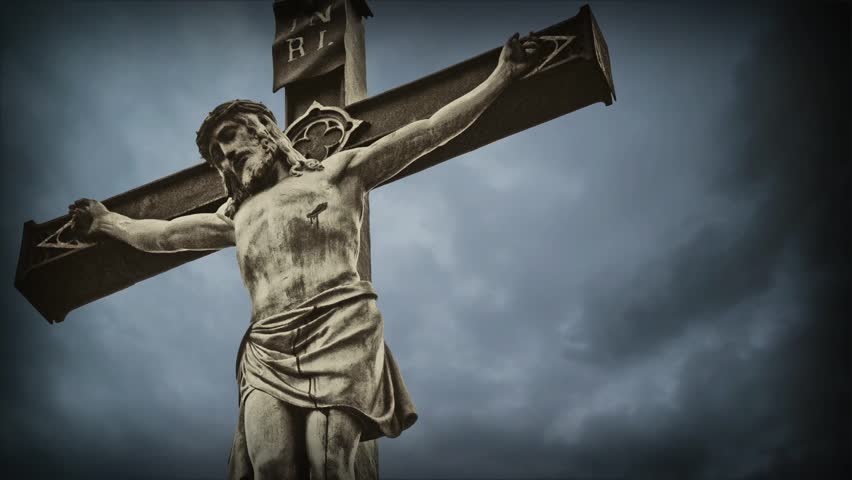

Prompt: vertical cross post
[{"left": 271, "top": 1, "right": 376, "bottom": 478}]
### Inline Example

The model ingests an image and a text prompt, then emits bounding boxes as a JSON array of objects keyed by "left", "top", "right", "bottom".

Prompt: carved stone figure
[{"left": 70, "top": 33, "right": 543, "bottom": 480}]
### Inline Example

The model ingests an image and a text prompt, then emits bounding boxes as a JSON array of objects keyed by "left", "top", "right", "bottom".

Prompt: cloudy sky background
[{"left": 1, "top": 1, "right": 848, "bottom": 479}]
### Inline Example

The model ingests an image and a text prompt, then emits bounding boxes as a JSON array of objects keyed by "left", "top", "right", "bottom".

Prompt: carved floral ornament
[{"left": 284, "top": 101, "right": 365, "bottom": 162}]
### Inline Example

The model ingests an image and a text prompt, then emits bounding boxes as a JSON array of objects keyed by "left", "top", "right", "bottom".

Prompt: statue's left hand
[{"left": 498, "top": 32, "right": 542, "bottom": 80}]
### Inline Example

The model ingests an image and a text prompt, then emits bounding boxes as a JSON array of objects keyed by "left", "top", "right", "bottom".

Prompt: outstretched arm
[
  {"left": 70, "top": 198, "right": 235, "bottom": 253},
  {"left": 346, "top": 33, "right": 542, "bottom": 190}
]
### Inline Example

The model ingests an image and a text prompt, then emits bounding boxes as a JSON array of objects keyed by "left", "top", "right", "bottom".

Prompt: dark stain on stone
[{"left": 306, "top": 202, "right": 328, "bottom": 227}]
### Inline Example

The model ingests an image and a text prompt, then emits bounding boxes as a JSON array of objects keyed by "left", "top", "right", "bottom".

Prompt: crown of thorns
[{"left": 195, "top": 99, "right": 278, "bottom": 164}]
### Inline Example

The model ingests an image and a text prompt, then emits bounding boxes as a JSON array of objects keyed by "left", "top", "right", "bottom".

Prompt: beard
[
  {"left": 222, "top": 149, "right": 280, "bottom": 212},
  {"left": 241, "top": 150, "right": 280, "bottom": 197}
]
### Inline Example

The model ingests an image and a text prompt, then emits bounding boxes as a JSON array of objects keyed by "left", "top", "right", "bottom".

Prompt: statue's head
[{"left": 196, "top": 99, "right": 320, "bottom": 217}]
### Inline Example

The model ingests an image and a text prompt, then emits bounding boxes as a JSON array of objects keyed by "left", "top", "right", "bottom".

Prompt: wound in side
[{"left": 306, "top": 202, "right": 328, "bottom": 227}]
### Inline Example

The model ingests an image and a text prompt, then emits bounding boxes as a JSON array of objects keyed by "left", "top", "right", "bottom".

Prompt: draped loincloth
[{"left": 228, "top": 281, "right": 417, "bottom": 478}]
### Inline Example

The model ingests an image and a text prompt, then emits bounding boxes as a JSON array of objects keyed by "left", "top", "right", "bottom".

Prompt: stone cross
[{"left": 14, "top": 1, "right": 614, "bottom": 478}]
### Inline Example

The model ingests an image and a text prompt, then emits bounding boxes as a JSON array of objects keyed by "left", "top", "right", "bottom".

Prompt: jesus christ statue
[{"left": 70, "top": 33, "right": 542, "bottom": 480}]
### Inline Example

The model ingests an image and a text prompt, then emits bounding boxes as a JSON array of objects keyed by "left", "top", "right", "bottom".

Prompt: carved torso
[{"left": 232, "top": 152, "right": 365, "bottom": 322}]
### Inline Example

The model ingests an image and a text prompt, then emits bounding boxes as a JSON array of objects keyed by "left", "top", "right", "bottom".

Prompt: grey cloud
[
  {"left": 555, "top": 4, "right": 850, "bottom": 368},
  {"left": 544, "top": 5, "right": 849, "bottom": 479}
]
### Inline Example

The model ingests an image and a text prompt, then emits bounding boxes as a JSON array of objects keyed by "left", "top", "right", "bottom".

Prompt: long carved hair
[{"left": 195, "top": 99, "right": 322, "bottom": 218}]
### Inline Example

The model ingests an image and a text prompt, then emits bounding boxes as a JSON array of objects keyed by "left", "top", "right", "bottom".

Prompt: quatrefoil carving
[{"left": 284, "top": 102, "right": 365, "bottom": 162}]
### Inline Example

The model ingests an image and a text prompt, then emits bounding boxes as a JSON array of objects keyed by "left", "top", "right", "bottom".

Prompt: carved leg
[
  {"left": 305, "top": 408, "right": 362, "bottom": 480},
  {"left": 244, "top": 389, "right": 309, "bottom": 480}
]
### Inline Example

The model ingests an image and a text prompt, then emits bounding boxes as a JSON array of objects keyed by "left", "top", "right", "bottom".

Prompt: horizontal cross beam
[{"left": 15, "top": 5, "right": 613, "bottom": 323}]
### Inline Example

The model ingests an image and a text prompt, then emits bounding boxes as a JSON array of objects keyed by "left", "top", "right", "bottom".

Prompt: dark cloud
[
  {"left": 543, "top": 4, "right": 850, "bottom": 479},
  {"left": 560, "top": 1, "right": 851, "bottom": 364}
]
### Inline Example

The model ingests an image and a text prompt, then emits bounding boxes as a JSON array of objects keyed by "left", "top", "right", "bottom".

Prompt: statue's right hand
[{"left": 68, "top": 198, "right": 109, "bottom": 238}]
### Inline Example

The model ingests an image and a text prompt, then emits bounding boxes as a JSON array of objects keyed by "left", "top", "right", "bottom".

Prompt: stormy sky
[{"left": 1, "top": 1, "right": 848, "bottom": 479}]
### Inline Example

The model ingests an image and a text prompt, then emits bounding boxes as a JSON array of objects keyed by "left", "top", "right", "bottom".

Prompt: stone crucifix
[{"left": 14, "top": 1, "right": 614, "bottom": 479}]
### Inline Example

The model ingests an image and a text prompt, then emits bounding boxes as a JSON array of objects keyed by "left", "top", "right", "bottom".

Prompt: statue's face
[{"left": 210, "top": 113, "right": 278, "bottom": 191}]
